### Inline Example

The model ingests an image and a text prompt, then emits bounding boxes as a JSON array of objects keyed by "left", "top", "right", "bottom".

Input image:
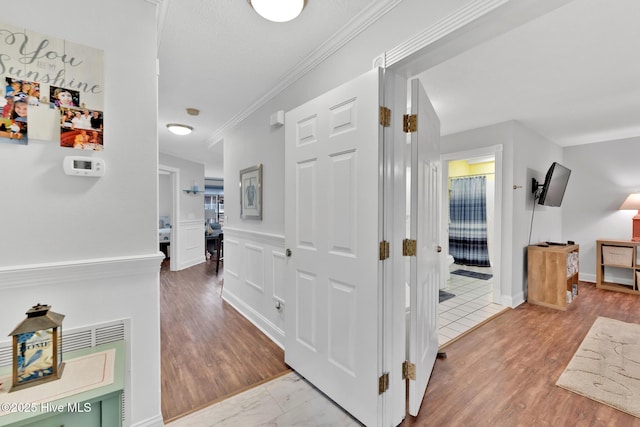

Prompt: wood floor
[
  {"left": 161, "top": 261, "right": 640, "bottom": 425},
  {"left": 160, "top": 260, "right": 289, "bottom": 422},
  {"left": 401, "top": 281, "right": 640, "bottom": 426}
]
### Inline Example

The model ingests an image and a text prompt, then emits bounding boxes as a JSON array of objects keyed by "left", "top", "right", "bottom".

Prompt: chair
[{"left": 214, "top": 233, "right": 223, "bottom": 274}]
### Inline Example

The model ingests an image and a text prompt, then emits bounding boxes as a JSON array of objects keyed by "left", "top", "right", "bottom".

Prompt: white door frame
[
  {"left": 159, "top": 164, "right": 180, "bottom": 271},
  {"left": 440, "top": 146, "right": 503, "bottom": 304}
]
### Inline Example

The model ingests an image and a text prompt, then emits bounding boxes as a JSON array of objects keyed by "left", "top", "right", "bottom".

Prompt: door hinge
[
  {"left": 403, "top": 114, "right": 417, "bottom": 133},
  {"left": 402, "top": 239, "right": 417, "bottom": 256},
  {"left": 402, "top": 361, "right": 416, "bottom": 381},
  {"left": 379, "top": 106, "right": 391, "bottom": 127},
  {"left": 379, "top": 372, "right": 390, "bottom": 394},
  {"left": 379, "top": 240, "right": 390, "bottom": 261}
]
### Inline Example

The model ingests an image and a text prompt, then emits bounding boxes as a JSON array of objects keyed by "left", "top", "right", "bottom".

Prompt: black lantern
[{"left": 8, "top": 304, "right": 65, "bottom": 392}]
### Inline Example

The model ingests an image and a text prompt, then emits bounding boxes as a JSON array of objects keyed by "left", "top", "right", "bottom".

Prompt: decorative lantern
[{"left": 8, "top": 304, "right": 65, "bottom": 392}]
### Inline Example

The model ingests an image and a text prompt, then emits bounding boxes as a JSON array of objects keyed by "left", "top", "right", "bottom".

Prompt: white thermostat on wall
[{"left": 63, "top": 156, "right": 105, "bottom": 177}]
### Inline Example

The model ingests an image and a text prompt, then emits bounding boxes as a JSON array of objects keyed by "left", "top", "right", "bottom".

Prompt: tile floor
[
  {"left": 438, "top": 265, "right": 506, "bottom": 346},
  {"left": 167, "top": 265, "right": 506, "bottom": 426},
  {"left": 166, "top": 371, "right": 361, "bottom": 427}
]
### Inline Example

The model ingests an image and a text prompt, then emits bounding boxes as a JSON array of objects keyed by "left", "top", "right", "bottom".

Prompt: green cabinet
[{"left": 0, "top": 341, "right": 124, "bottom": 427}]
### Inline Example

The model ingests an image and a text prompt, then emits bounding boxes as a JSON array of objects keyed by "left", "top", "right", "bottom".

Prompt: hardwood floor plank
[
  {"left": 401, "top": 282, "right": 640, "bottom": 426},
  {"left": 160, "top": 260, "right": 289, "bottom": 422}
]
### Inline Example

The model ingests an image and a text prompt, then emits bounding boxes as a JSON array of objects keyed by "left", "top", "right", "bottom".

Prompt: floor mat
[
  {"left": 439, "top": 290, "right": 456, "bottom": 303},
  {"left": 451, "top": 269, "right": 493, "bottom": 280}
]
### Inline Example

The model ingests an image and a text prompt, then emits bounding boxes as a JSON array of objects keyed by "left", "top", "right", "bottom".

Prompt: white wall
[
  {"left": 562, "top": 136, "right": 640, "bottom": 283},
  {"left": 159, "top": 152, "right": 206, "bottom": 270},
  {"left": 441, "top": 120, "right": 563, "bottom": 306},
  {"left": 0, "top": 1, "right": 163, "bottom": 425},
  {"left": 513, "top": 122, "right": 564, "bottom": 300}
]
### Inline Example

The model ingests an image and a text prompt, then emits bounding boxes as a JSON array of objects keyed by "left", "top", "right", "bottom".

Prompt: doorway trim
[
  {"left": 159, "top": 164, "right": 180, "bottom": 271},
  {"left": 440, "top": 146, "right": 503, "bottom": 304}
]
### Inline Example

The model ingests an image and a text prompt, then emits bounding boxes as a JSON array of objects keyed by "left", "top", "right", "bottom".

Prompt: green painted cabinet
[{"left": 0, "top": 341, "right": 125, "bottom": 427}]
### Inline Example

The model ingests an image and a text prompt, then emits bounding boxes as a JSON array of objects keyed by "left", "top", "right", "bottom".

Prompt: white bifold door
[
  {"left": 284, "top": 69, "right": 440, "bottom": 426},
  {"left": 407, "top": 77, "right": 441, "bottom": 416}
]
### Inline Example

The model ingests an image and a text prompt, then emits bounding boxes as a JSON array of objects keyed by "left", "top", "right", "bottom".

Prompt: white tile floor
[
  {"left": 167, "top": 265, "right": 506, "bottom": 426},
  {"left": 438, "top": 265, "right": 506, "bottom": 346},
  {"left": 166, "top": 371, "right": 361, "bottom": 427}
]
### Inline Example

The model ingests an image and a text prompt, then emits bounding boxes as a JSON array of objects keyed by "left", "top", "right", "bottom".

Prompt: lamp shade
[
  {"left": 620, "top": 192, "right": 640, "bottom": 242},
  {"left": 619, "top": 193, "right": 640, "bottom": 210},
  {"left": 249, "top": 0, "right": 305, "bottom": 22}
]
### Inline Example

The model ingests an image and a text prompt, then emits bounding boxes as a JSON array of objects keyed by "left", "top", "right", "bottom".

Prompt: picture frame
[{"left": 240, "top": 163, "right": 262, "bottom": 220}]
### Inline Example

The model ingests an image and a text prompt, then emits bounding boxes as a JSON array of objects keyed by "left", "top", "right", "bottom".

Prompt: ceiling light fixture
[
  {"left": 248, "top": 0, "right": 306, "bottom": 23},
  {"left": 166, "top": 123, "right": 193, "bottom": 136}
]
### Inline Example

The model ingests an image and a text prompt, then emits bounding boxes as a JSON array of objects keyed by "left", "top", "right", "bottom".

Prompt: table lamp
[{"left": 619, "top": 192, "right": 640, "bottom": 241}]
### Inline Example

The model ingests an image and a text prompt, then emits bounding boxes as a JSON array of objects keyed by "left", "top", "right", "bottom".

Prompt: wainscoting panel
[
  {"left": 272, "top": 251, "right": 286, "bottom": 303},
  {"left": 225, "top": 237, "right": 240, "bottom": 279},
  {"left": 222, "top": 227, "right": 286, "bottom": 347},
  {"left": 179, "top": 219, "right": 206, "bottom": 270},
  {"left": 245, "top": 243, "right": 265, "bottom": 292}
]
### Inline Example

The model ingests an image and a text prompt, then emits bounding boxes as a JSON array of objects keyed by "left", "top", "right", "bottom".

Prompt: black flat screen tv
[{"left": 538, "top": 162, "right": 571, "bottom": 207}]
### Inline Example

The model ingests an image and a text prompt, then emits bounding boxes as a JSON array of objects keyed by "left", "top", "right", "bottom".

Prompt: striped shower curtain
[{"left": 449, "top": 176, "right": 490, "bottom": 267}]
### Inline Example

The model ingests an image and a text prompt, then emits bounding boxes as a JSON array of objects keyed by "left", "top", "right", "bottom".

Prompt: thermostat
[{"left": 63, "top": 156, "right": 105, "bottom": 177}]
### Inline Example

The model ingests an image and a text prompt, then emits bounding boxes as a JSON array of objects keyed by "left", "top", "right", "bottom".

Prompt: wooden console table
[{"left": 596, "top": 239, "right": 640, "bottom": 294}]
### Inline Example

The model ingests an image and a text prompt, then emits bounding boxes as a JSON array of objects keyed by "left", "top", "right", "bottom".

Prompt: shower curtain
[{"left": 449, "top": 176, "right": 490, "bottom": 267}]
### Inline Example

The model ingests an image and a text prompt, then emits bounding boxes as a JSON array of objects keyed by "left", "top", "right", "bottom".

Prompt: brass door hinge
[
  {"left": 402, "top": 361, "right": 416, "bottom": 381},
  {"left": 379, "top": 240, "right": 390, "bottom": 261},
  {"left": 403, "top": 114, "right": 417, "bottom": 133},
  {"left": 402, "top": 239, "right": 417, "bottom": 256},
  {"left": 379, "top": 372, "right": 389, "bottom": 394},
  {"left": 379, "top": 106, "right": 391, "bottom": 127}
]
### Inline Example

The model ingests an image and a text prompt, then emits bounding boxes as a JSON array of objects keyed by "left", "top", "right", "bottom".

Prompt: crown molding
[{"left": 207, "top": 0, "right": 403, "bottom": 148}]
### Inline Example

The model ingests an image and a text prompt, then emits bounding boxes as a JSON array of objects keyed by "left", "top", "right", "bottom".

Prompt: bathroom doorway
[{"left": 438, "top": 146, "right": 505, "bottom": 346}]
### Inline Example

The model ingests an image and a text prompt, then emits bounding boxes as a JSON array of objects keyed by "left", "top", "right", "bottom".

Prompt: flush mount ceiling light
[
  {"left": 248, "top": 0, "right": 306, "bottom": 22},
  {"left": 166, "top": 123, "right": 193, "bottom": 136}
]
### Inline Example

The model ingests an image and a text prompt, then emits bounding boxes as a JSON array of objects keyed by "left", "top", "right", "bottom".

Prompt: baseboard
[
  {"left": 222, "top": 287, "right": 285, "bottom": 349},
  {"left": 580, "top": 273, "right": 596, "bottom": 283},
  {"left": 131, "top": 414, "right": 165, "bottom": 427},
  {"left": 502, "top": 292, "right": 525, "bottom": 308}
]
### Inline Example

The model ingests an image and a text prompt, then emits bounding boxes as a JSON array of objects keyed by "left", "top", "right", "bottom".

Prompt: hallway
[{"left": 160, "top": 260, "right": 289, "bottom": 422}]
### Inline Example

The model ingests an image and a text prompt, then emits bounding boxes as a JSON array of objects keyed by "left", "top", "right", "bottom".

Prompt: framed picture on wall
[{"left": 240, "top": 163, "right": 262, "bottom": 220}]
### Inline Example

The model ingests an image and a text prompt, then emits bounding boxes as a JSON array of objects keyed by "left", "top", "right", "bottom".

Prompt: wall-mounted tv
[{"left": 535, "top": 162, "right": 571, "bottom": 207}]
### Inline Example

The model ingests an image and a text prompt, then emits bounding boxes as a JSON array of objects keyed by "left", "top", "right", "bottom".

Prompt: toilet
[{"left": 445, "top": 254, "right": 455, "bottom": 282}]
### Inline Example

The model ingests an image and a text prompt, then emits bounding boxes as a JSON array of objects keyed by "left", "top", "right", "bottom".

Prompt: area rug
[
  {"left": 556, "top": 317, "right": 640, "bottom": 418},
  {"left": 451, "top": 269, "right": 493, "bottom": 280},
  {"left": 439, "top": 290, "right": 456, "bottom": 303}
]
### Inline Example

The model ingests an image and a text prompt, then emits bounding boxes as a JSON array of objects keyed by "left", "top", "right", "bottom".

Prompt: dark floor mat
[
  {"left": 439, "top": 290, "right": 456, "bottom": 303},
  {"left": 451, "top": 269, "right": 493, "bottom": 280}
]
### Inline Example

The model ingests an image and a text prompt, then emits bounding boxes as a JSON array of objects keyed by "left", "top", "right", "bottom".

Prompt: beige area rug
[{"left": 557, "top": 317, "right": 640, "bottom": 417}]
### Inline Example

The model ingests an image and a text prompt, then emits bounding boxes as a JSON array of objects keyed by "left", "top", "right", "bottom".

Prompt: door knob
[
  {"left": 286, "top": 249, "right": 292, "bottom": 257},
  {"left": 437, "top": 246, "right": 442, "bottom": 253}
]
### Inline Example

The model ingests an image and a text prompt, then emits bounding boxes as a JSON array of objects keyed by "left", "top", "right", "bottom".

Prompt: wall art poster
[{"left": 0, "top": 23, "right": 104, "bottom": 149}]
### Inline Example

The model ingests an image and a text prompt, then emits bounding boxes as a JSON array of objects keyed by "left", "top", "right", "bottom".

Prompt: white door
[
  {"left": 284, "top": 68, "right": 385, "bottom": 427},
  {"left": 407, "top": 77, "right": 441, "bottom": 416}
]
